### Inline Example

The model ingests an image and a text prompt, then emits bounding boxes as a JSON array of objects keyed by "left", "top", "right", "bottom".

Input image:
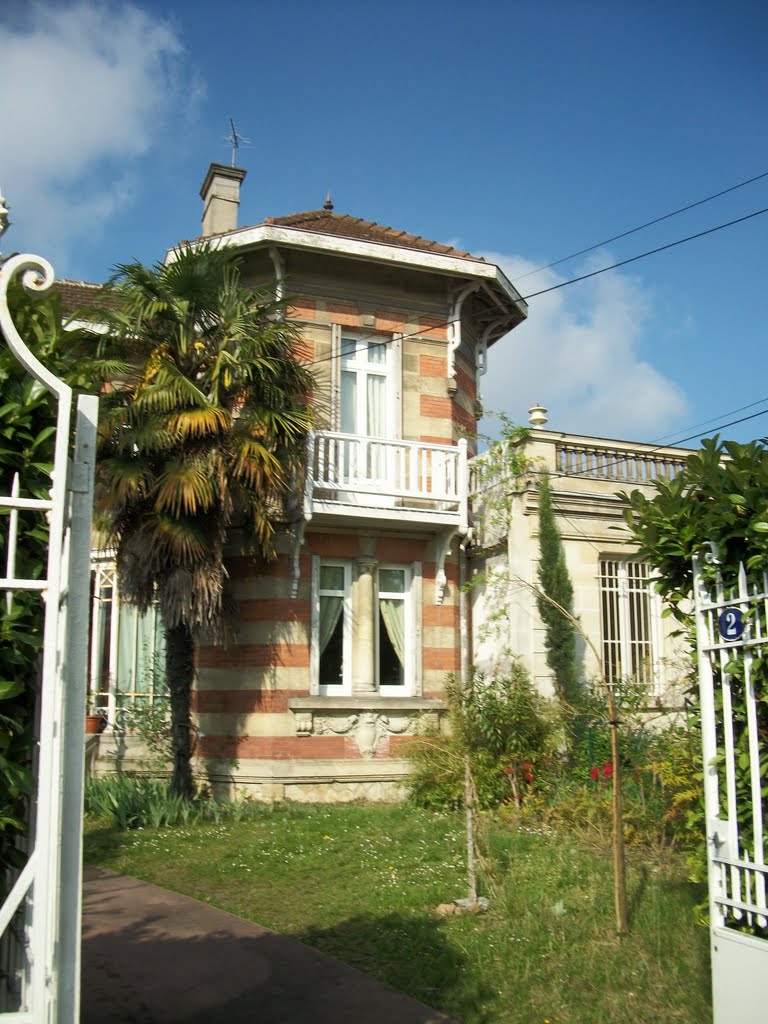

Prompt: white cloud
[
  {"left": 479, "top": 252, "right": 690, "bottom": 441},
  {"left": 0, "top": 1, "right": 194, "bottom": 269}
]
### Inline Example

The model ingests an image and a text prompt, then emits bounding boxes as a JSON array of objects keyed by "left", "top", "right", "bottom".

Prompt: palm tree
[{"left": 94, "top": 245, "right": 314, "bottom": 796}]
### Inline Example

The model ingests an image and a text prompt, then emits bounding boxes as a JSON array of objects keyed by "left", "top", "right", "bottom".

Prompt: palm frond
[
  {"left": 166, "top": 406, "right": 231, "bottom": 438},
  {"left": 153, "top": 461, "right": 216, "bottom": 517},
  {"left": 95, "top": 457, "right": 152, "bottom": 510}
]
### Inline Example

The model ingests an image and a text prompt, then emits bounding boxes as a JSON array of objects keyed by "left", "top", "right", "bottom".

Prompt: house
[
  {"left": 83, "top": 165, "right": 693, "bottom": 799},
  {"left": 469, "top": 411, "right": 691, "bottom": 706},
  {"left": 86, "top": 162, "right": 529, "bottom": 800}
]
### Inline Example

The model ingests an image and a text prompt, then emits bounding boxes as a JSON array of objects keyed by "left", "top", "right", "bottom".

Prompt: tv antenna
[{"left": 226, "top": 118, "right": 250, "bottom": 167}]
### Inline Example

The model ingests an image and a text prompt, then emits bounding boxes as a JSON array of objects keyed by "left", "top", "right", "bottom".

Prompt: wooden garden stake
[{"left": 511, "top": 574, "right": 629, "bottom": 934}]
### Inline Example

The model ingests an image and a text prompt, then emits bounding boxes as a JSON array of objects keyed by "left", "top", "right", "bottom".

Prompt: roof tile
[
  {"left": 211, "top": 209, "right": 483, "bottom": 261},
  {"left": 54, "top": 279, "right": 121, "bottom": 315}
]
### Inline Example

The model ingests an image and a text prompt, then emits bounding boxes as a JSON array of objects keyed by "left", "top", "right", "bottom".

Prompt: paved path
[{"left": 82, "top": 866, "right": 456, "bottom": 1023}]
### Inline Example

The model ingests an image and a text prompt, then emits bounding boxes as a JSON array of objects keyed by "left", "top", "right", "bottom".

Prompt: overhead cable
[{"left": 514, "top": 169, "right": 768, "bottom": 280}]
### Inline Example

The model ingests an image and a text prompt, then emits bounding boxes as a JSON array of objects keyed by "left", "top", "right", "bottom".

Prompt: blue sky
[{"left": 1, "top": 0, "right": 767, "bottom": 445}]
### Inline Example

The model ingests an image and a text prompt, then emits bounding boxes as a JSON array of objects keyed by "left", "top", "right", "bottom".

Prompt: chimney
[{"left": 199, "top": 162, "right": 247, "bottom": 237}]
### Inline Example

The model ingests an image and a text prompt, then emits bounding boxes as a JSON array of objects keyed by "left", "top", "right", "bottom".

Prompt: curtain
[
  {"left": 367, "top": 374, "right": 386, "bottom": 480},
  {"left": 367, "top": 373, "right": 386, "bottom": 437},
  {"left": 319, "top": 594, "right": 343, "bottom": 655},
  {"left": 380, "top": 597, "right": 405, "bottom": 665},
  {"left": 340, "top": 370, "right": 356, "bottom": 434},
  {"left": 116, "top": 602, "right": 166, "bottom": 697},
  {"left": 117, "top": 603, "right": 137, "bottom": 695}
]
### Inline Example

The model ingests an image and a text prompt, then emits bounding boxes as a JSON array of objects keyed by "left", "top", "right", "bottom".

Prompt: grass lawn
[{"left": 84, "top": 803, "right": 711, "bottom": 1024}]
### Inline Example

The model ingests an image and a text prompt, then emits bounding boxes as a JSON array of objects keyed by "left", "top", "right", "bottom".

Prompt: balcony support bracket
[{"left": 435, "top": 528, "right": 459, "bottom": 606}]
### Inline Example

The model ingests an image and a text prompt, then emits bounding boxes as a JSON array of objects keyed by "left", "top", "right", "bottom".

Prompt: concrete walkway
[{"left": 82, "top": 866, "right": 457, "bottom": 1023}]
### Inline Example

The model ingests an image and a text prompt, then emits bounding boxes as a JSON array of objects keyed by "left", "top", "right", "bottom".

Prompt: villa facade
[
  {"left": 87, "top": 163, "right": 529, "bottom": 799},
  {"left": 85, "top": 165, "right": 691, "bottom": 799},
  {"left": 470, "top": 424, "right": 691, "bottom": 706}
]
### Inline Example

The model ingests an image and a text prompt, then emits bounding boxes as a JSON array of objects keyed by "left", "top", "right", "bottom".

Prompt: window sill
[{"left": 288, "top": 696, "right": 445, "bottom": 713}]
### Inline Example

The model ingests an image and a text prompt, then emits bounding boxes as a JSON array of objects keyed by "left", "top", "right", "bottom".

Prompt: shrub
[
  {"left": 84, "top": 775, "right": 265, "bottom": 830},
  {"left": 406, "top": 662, "right": 562, "bottom": 809},
  {"left": 503, "top": 722, "right": 705, "bottom": 854},
  {"left": 570, "top": 676, "right": 656, "bottom": 780}
]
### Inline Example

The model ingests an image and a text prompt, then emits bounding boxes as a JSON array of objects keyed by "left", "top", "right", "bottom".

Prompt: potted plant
[{"left": 85, "top": 697, "right": 108, "bottom": 734}]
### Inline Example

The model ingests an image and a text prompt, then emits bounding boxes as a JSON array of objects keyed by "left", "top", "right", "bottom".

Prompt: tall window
[
  {"left": 340, "top": 335, "right": 391, "bottom": 439},
  {"left": 312, "top": 558, "right": 416, "bottom": 695},
  {"left": 599, "top": 559, "right": 659, "bottom": 692},
  {"left": 378, "top": 566, "right": 411, "bottom": 688},
  {"left": 317, "top": 562, "right": 352, "bottom": 694},
  {"left": 90, "top": 560, "right": 166, "bottom": 728}
]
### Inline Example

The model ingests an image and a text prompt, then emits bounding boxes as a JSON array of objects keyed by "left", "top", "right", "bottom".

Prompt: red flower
[
  {"left": 602, "top": 761, "right": 613, "bottom": 778},
  {"left": 503, "top": 766, "right": 514, "bottom": 776},
  {"left": 589, "top": 766, "right": 600, "bottom": 782},
  {"left": 522, "top": 762, "right": 532, "bottom": 772},
  {"left": 524, "top": 771, "right": 534, "bottom": 783}
]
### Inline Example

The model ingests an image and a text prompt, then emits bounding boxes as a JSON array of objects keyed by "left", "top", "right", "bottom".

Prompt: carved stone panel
[{"left": 295, "top": 708, "right": 424, "bottom": 758}]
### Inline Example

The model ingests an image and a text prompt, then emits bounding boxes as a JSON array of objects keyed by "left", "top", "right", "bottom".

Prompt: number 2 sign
[{"left": 718, "top": 607, "right": 745, "bottom": 641}]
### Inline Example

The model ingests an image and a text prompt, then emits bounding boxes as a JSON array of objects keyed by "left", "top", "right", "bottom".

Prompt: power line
[
  {"left": 653, "top": 396, "right": 768, "bottom": 446},
  {"left": 656, "top": 406, "right": 768, "bottom": 448},
  {"left": 521, "top": 205, "right": 768, "bottom": 300},
  {"left": 514, "top": 169, "right": 768, "bottom": 281}
]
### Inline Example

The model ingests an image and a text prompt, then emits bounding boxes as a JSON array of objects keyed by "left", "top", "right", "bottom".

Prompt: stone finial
[
  {"left": 0, "top": 189, "right": 10, "bottom": 239},
  {"left": 528, "top": 403, "right": 548, "bottom": 427},
  {"left": 323, "top": 192, "right": 334, "bottom": 211}
]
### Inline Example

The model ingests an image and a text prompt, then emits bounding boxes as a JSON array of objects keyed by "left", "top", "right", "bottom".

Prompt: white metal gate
[
  {"left": 693, "top": 552, "right": 768, "bottom": 1023},
  {"left": 0, "top": 254, "right": 98, "bottom": 1022}
]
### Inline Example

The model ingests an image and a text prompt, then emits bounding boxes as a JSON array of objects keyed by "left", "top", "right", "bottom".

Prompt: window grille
[{"left": 599, "top": 559, "right": 660, "bottom": 692}]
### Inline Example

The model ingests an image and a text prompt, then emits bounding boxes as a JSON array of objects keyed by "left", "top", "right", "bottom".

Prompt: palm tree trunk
[{"left": 166, "top": 622, "right": 195, "bottom": 798}]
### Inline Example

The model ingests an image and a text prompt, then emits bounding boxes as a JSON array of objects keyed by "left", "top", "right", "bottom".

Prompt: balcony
[{"left": 303, "top": 431, "right": 468, "bottom": 530}]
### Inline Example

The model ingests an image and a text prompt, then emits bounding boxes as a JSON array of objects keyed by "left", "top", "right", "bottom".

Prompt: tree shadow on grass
[
  {"left": 627, "top": 864, "right": 649, "bottom": 928},
  {"left": 294, "top": 911, "right": 495, "bottom": 1024}
]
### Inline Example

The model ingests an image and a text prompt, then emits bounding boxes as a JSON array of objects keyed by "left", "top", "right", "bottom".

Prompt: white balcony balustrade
[
  {"left": 555, "top": 440, "right": 687, "bottom": 484},
  {"left": 304, "top": 431, "right": 468, "bottom": 529},
  {"left": 469, "top": 436, "right": 688, "bottom": 497}
]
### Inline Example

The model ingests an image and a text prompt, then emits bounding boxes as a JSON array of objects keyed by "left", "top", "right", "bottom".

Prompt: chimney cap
[{"left": 199, "top": 162, "right": 247, "bottom": 201}]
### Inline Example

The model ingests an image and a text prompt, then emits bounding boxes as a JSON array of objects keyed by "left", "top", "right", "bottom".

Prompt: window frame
[
  {"left": 598, "top": 557, "right": 662, "bottom": 696},
  {"left": 311, "top": 559, "right": 353, "bottom": 696},
  {"left": 89, "top": 557, "right": 166, "bottom": 729},
  {"left": 333, "top": 330, "right": 402, "bottom": 440},
  {"left": 376, "top": 563, "right": 414, "bottom": 694},
  {"left": 310, "top": 557, "right": 421, "bottom": 697}
]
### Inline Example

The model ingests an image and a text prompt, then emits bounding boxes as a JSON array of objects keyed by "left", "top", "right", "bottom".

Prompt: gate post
[
  {"left": 693, "top": 553, "right": 768, "bottom": 1024},
  {"left": 0, "top": 253, "right": 98, "bottom": 1022}
]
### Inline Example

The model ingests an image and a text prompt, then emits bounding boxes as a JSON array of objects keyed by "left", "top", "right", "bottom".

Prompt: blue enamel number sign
[{"left": 718, "top": 608, "right": 745, "bottom": 641}]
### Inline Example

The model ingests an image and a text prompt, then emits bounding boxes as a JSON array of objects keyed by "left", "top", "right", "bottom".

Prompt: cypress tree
[{"left": 536, "top": 474, "right": 582, "bottom": 709}]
